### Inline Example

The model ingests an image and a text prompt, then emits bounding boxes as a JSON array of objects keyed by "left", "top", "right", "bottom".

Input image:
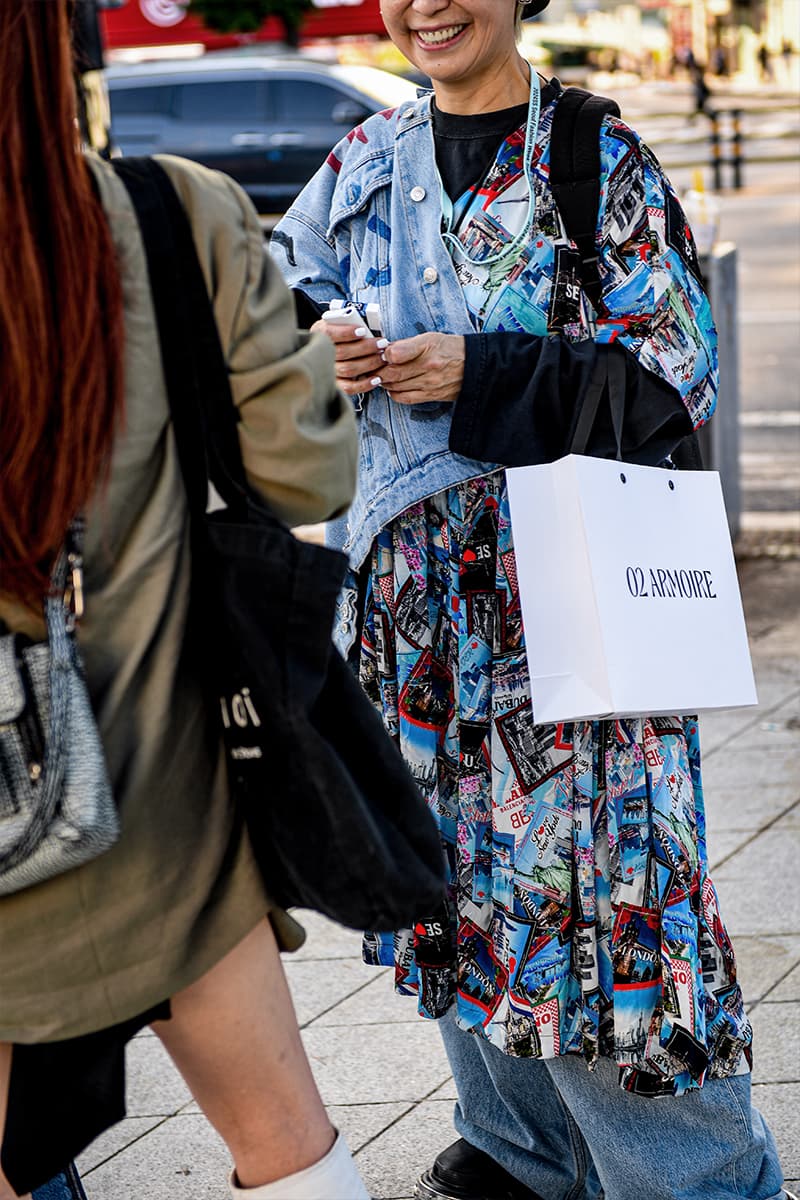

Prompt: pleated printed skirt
[{"left": 359, "top": 470, "right": 751, "bottom": 1096}]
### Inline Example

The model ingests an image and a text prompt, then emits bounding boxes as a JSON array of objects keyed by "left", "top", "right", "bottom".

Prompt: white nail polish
[
  {"left": 375, "top": 338, "right": 389, "bottom": 350},
  {"left": 370, "top": 377, "right": 382, "bottom": 387},
  {"left": 354, "top": 326, "right": 369, "bottom": 337}
]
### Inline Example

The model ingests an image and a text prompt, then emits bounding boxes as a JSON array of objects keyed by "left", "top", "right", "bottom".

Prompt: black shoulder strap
[
  {"left": 550, "top": 87, "right": 620, "bottom": 313},
  {"left": 111, "top": 157, "right": 248, "bottom": 517}
]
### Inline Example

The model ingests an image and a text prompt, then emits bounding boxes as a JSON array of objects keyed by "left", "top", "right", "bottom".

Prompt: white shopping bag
[{"left": 506, "top": 455, "right": 757, "bottom": 723}]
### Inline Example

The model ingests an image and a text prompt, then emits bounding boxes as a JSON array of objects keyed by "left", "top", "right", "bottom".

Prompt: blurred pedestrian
[
  {"left": 273, "top": 1, "right": 789, "bottom": 1197},
  {"left": 690, "top": 57, "right": 712, "bottom": 115},
  {"left": 781, "top": 38, "right": 796, "bottom": 85},
  {"left": 758, "top": 43, "right": 773, "bottom": 82},
  {"left": 711, "top": 44, "right": 729, "bottom": 77},
  {"left": 0, "top": 3, "right": 369, "bottom": 1200}
]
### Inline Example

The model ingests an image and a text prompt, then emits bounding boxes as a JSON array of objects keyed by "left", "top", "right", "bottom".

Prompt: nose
[{"left": 410, "top": 0, "right": 452, "bottom": 12}]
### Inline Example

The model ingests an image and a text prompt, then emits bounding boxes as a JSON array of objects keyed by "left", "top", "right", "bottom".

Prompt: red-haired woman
[{"left": 0, "top": 4, "right": 365, "bottom": 1199}]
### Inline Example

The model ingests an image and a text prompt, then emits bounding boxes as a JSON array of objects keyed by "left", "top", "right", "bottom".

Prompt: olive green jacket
[{"left": 0, "top": 155, "right": 356, "bottom": 1042}]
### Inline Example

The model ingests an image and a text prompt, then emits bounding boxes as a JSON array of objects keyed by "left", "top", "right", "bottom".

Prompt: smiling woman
[
  {"left": 272, "top": 0, "right": 788, "bottom": 1197},
  {"left": 380, "top": 0, "right": 530, "bottom": 111}
]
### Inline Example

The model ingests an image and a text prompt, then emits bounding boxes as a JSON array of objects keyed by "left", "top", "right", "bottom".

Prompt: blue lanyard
[{"left": 439, "top": 72, "right": 542, "bottom": 270}]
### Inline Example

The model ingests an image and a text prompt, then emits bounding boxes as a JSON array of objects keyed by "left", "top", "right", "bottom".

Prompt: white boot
[{"left": 227, "top": 1132, "right": 370, "bottom": 1199}]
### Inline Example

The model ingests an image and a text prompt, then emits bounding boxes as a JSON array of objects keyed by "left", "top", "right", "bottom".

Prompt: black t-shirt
[{"left": 432, "top": 78, "right": 558, "bottom": 204}]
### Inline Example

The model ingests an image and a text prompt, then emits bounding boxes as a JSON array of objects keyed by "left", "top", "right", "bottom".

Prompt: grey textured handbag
[{"left": 0, "top": 526, "right": 119, "bottom": 895}]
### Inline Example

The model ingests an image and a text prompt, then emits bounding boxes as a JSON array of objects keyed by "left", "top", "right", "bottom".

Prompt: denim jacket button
[
  {"left": 410, "top": 186, "right": 426, "bottom": 202},
  {"left": 423, "top": 266, "right": 438, "bottom": 284}
]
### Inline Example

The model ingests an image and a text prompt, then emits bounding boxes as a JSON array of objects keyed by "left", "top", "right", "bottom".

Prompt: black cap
[{"left": 521, "top": 0, "right": 551, "bottom": 16}]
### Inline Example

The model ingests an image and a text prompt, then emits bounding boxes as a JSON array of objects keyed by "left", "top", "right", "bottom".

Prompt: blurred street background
[
  {"left": 81, "top": 0, "right": 799, "bottom": 548},
  {"left": 68, "top": 1, "right": 799, "bottom": 1194}
]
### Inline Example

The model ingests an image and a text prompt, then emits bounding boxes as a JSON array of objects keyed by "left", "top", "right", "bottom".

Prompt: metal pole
[
  {"left": 709, "top": 111, "right": 723, "bottom": 191},
  {"left": 731, "top": 109, "right": 744, "bottom": 189}
]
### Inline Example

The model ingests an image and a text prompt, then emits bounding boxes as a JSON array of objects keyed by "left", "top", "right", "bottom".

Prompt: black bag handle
[
  {"left": 111, "top": 158, "right": 249, "bottom": 518},
  {"left": 568, "top": 353, "right": 607, "bottom": 455},
  {"left": 569, "top": 349, "right": 626, "bottom": 461}
]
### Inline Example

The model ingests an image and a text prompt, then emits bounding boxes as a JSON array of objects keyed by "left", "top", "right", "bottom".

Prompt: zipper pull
[{"left": 66, "top": 552, "right": 85, "bottom": 622}]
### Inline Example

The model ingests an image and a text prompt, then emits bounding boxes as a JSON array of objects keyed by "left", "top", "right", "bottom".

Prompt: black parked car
[{"left": 107, "top": 56, "right": 418, "bottom": 215}]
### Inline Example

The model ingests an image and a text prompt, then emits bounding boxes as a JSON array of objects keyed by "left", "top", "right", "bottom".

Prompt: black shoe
[{"left": 414, "top": 1138, "right": 542, "bottom": 1200}]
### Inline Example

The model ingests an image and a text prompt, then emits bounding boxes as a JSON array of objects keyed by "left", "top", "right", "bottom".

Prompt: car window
[
  {"left": 109, "top": 85, "right": 171, "bottom": 116},
  {"left": 173, "top": 80, "right": 268, "bottom": 123},
  {"left": 272, "top": 80, "right": 356, "bottom": 124}
]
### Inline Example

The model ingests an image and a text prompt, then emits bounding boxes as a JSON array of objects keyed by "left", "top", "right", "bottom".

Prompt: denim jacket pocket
[
  {"left": 338, "top": 188, "right": 393, "bottom": 306},
  {"left": 327, "top": 151, "right": 393, "bottom": 240}
]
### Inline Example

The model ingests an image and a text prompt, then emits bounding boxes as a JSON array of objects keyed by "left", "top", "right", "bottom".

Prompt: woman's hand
[
  {"left": 375, "top": 333, "right": 466, "bottom": 405},
  {"left": 311, "top": 318, "right": 388, "bottom": 398}
]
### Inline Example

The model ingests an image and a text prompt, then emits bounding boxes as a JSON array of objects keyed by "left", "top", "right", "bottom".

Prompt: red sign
[
  {"left": 669, "top": 6, "right": 692, "bottom": 57},
  {"left": 100, "top": 0, "right": 387, "bottom": 50}
]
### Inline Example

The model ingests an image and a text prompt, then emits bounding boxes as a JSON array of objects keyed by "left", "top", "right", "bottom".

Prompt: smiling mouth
[{"left": 415, "top": 24, "right": 468, "bottom": 47}]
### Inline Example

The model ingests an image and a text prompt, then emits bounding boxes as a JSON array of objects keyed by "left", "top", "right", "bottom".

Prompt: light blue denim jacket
[
  {"left": 271, "top": 91, "right": 497, "bottom": 571},
  {"left": 271, "top": 88, "right": 718, "bottom": 580}
]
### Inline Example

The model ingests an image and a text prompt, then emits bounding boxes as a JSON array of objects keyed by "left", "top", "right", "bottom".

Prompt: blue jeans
[
  {"left": 440, "top": 1011, "right": 786, "bottom": 1200},
  {"left": 32, "top": 1164, "right": 87, "bottom": 1200}
]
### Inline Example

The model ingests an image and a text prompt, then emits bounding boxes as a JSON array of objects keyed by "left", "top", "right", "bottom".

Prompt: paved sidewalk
[{"left": 79, "top": 555, "right": 800, "bottom": 1200}]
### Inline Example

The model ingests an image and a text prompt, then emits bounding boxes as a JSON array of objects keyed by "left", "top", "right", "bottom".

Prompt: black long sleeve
[
  {"left": 449, "top": 332, "right": 694, "bottom": 467},
  {"left": 292, "top": 287, "right": 324, "bottom": 330}
]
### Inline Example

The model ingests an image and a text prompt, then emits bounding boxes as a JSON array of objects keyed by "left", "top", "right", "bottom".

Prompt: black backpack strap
[
  {"left": 550, "top": 87, "right": 620, "bottom": 314},
  {"left": 111, "top": 157, "right": 248, "bottom": 517},
  {"left": 550, "top": 91, "right": 705, "bottom": 470}
]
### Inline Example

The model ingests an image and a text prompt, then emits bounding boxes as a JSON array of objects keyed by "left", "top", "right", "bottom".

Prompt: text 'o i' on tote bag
[{"left": 112, "top": 158, "right": 446, "bottom": 931}]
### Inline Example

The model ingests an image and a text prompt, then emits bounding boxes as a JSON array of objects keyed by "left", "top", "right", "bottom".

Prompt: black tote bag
[{"left": 113, "top": 158, "right": 446, "bottom": 930}]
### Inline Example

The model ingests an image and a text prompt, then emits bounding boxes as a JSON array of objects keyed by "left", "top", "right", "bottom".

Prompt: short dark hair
[{"left": 517, "top": 0, "right": 551, "bottom": 32}]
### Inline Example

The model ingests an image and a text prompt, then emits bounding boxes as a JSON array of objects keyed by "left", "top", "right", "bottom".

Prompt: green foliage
[{"left": 190, "top": 0, "right": 314, "bottom": 39}]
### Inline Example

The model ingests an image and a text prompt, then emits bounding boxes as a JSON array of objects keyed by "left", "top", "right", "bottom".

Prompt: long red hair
[{"left": 0, "top": 0, "right": 124, "bottom": 606}]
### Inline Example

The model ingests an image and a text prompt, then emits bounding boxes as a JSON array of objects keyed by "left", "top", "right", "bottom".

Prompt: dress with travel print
[{"left": 358, "top": 92, "right": 746, "bottom": 1096}]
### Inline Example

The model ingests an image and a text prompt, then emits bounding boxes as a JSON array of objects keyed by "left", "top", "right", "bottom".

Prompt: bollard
[
  {"left": 708, "top": 111, "right": 723, "bottom": 191},
  {"left": 697, "top": 243, "right": 741, "bottom": 539},
  {"left": 730, "top": 109, "right": 744, "bottom": 189}
]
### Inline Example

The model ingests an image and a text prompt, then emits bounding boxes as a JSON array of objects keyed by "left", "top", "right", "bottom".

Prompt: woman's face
[{"left": 380, "top": 0, "right": 520, "bottom": 99}]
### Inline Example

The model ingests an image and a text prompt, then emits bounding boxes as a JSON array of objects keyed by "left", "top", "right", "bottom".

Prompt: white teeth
[{"left": 417, "top": 24, "right": 466, "bottom": 45}]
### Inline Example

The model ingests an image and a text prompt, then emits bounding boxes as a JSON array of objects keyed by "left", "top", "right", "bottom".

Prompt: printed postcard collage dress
[{"left": 359, "top": 95, "right": 751, "bottom": 1096}]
